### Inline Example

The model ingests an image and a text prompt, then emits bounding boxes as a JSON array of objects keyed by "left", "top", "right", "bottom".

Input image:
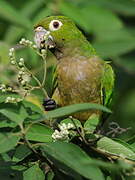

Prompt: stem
[
  {"left": 40, "top": 49, "right": 48, "bottom": 98},
  {"left": 70, "top": 117, "right": 88, "bottom": 144},
  {"left": 13, "top": 40, "right": 50, "bottom": 99},
  {"left": 19, "top": 124, "right": 55, "bottom": 172},
  {"left": 19, "top": 124, "right": 38, "bottom": 154},
  {"left": 15, "top": 59, "right": 49, "bottom": 98},
  {"left": 41, "top": 59, "right": 47, "bottom": 87},
  {"left": 24, "top": 64, "right": 49, "bottom": 98}
]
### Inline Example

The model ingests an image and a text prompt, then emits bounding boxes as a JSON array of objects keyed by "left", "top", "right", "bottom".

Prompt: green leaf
[
  {"left": 1, "top": 153, "right": 11, "bottom": 162},
  {"left": 0, "top": 93, "right": 22, "bottom": 103},
  {"left": 0, "top": 118, "right": 17, "bottom": 128},
  {"left": 0, "top": 133, "right": 20, "bottom": 153},
  {"left": 0, "top": 0, "right": 31, "bottom": 29},
  {"left": 5, "top": 0, "right": 45, "bottom": 43},
  {"left": 0, "top": 109, "right": 25, "bottom": 125},
  {"left": 11, "top": 165, "right": 27, "bottom": 171},
  {"left": 93, "top": 39, "right": 135, "bottom": 57},
  {"left": 81, "top": 5, "right": 122, "bottom": 33},
  {"left": 0, "top": 159, "right": 23, "bottom": 180},
  {"left": 5, "top": 26, "right": 26, "bottom": 44},
  {"left": 26, "top": 123, "right": 53, "bottom": 143},
  {"left": 84, "top": 114, "right": 100, "bottom": 133},
  {"left": 60, "top": 1, "right": 87, "bottom": 30},
  {"left": 106, "top": 176, "right": 112, "bottom": 180},
  {"left": 76, "top": 0, "right": 135, "bottom": 16},
  {"left": 0, "top": 42, "right": 10, "bottom": 64},
  {"left": 113, "top": 55, "right": 135, "bottom": 73},
  {"left": 23, "top": 164, "right": 45, "bottom": 180},
  {"left": 97, "top": 136, "right": 135, "bottom": 160},
  {"left": 19, "top": 105, "right": 28, "bottom": 120},
  {"left": 45, "top": 171, "right": 54, "bottom": 180},
  {"left": 112, "top": 138, "right": 135, "bottom": 153},
  {"left": 130, "top": 142, "right": 135, "bottom": 151},
  {"left": 41, "top": 142, "right": 104, "bottom": 180},
  {"left": 127, "top": 134, "right": 135, "bottom": 144},
  {"left": 32, "top": 7, "right": 52, "bottom": 25},
  {"left": 21, "top": 0, "right": 45, "bottom": 17},
  {"left": 60, "top": 1, "right": 122, "bottom": 33},
  {"left": 12, "top": 145, "right": 31, "bottom": 162},
  {"left": 96, "top": 0, "right": 135, "bottom": 16},
  {"left": 45, "top": 103, "right": 111, "bottom": 120},
  {"left": 23, "top": 100, "right": 43, "bottom": 114}
]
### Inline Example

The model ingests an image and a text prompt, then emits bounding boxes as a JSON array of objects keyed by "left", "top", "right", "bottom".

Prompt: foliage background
[{"left": 0, "top": 0, "right": 135, "bottom": 179}]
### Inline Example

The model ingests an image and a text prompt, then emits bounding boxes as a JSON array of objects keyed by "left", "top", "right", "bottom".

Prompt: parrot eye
[{"left": 49, "top": 20, "right": 63, "bottom": 31}]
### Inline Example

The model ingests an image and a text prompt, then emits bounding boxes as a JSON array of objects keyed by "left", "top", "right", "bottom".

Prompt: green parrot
[{"left": 34, "top": 16, "right": 114, "bottom": 122}]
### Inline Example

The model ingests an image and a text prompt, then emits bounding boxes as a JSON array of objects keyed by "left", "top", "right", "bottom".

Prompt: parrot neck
[{"left": 53, "top": 38, "right": 96, "bottom": 60}]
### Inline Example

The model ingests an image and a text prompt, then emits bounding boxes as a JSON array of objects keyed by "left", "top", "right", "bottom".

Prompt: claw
[{"left": 42, "top": 98, "right": 57, "bottom": 111}]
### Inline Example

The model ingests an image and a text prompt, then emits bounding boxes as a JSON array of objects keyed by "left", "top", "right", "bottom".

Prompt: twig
[{"left": 70, "top": 116, "right": 88, "bottom": 144}]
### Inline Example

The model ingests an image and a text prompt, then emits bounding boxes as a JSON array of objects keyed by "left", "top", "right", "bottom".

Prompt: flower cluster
[
  {"left": 17, "top": 58, "right": 30, "bottom": 87},
  {"left": 9, "top": 48, "right": 16, "bottom": 65},
  {"left": 0, "top": 84, "right": 13, "bottom": 93},
  {"left": 0, "top": 84, "right": 22, "bottom": 103},
  {"left": 1, "top": 37, "right": 49, "bottom": 104},
  {"left": 0, "top": 84, "right": 6, "bottom": 92},
  {"left": 8, "top": 46, "right": 31, "bottom": 89},
  {"left": 5, "top": 96, "right": 22, "bottom": 103},
  {"left": 19, "top": 38, "right": 37, "bottom": 49},
  {"left": 52, "top": 123, "right": 74, "bottom": 141}
]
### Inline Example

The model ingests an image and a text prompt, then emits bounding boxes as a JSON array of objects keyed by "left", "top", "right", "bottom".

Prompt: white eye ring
[{"left": 49, "top": 20, "right": 63, "bottom": 31}]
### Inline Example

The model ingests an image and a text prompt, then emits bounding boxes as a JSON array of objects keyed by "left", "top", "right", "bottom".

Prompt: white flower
[
  {"left": 9, "top": 48, "right": 14, "bottom": 52},
  {"left": 52, "top": 123, "right": 74, "bottom": 141},
  {"left": 19, "top": 38, "right": 26, "bottom": 44},
  {"left": 5, "top": 96, "right": 12, "bottom": 102},
  {"left": 5, "top": 96, "right": 22, "bottom": 103},
  {"left": 18, "top": 62, "right": 23, "bottom": 66},
  {"left": 9, "top": 52, "right": 13, "bottom": 57},
  {"left": 16, "top": 98, "right": 22, "bottom": 102},
  {"left": 19, "top": 38, "right": 33, "bottom": 47},
  {"left": 21, "top": 67, "right": 25, "bottom": 71},
  {"left": 1, "top": 84, "right": 6, "bottom": 88},
  {"left": 11, "top": 97, "right": 15, "bottom": 101},
  {"left": 32, "top": 45, "right": 37, "bottom": 49},
  {"left": 2, "top": 89, "right": 6, "bottom": 92},
  {"left": 67, "top": 123, "right": 74, "bottom": 129},
  {"left": 21, "top": 80, "right": 26, "bottom": 85},
  {"left": 19, "top": 71, "right": 24, "bottom": 75},
  {"left": 7, "top": 87, "right": 12, "bottom": 91},
  {"left": 61, "top": 129, "right": 69, "bottom": 135},
  {"left": 59, "top": 123, "right": 67, "bottom": 131},
  {"left": 41, "top": 49, "right": 46, "bottom": 54},
  {"left": 11, "top": 60, "right": 15, "bottom": 65},
  {"left": 19, "top": 58, "right": 24, "bottom": 63}
]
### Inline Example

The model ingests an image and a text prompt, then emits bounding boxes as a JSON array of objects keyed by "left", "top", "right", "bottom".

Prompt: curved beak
[{"left": 34, "top": 27, "right": 55, "bottom": 49}]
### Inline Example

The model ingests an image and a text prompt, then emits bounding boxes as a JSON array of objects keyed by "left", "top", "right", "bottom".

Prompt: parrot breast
[{"left": 56, "top": 55, "right": 104, "bottom": 121}]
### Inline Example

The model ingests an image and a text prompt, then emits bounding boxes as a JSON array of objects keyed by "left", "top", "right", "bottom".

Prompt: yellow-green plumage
[{"left": 34, "top": 16, "right": 114, "bottom": 122}]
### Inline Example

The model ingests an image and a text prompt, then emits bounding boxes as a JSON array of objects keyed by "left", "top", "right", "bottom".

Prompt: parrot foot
[{"left": 42, "top": 98, "right": 57, "bottom": 111}]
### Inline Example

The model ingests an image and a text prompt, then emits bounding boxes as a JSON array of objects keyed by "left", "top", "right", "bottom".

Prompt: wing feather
[{"left": 101, "top": 62, "right": 115, "bottom": 108}]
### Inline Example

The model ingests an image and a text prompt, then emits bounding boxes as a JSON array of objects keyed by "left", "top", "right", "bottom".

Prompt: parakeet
[{"left": 34, "top": 16, "right": 114, "bottom": 122}]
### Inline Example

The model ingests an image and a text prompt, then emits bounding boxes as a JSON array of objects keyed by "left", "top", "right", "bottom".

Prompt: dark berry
[{"left": 43, "top": 98, "right": 57, "bottom": 111}]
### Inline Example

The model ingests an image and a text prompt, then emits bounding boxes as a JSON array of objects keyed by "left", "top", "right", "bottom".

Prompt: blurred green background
[{"left": 0, "top": 0, "right": 135, "bottom": 140}]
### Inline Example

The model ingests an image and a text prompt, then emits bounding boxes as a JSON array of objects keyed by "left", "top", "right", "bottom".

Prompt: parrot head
[{"left": 34, "top": 16, "right": 89, "bottom": 58}]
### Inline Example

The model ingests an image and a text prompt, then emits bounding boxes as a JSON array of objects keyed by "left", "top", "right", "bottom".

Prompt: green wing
[
  {"left": 51, "top": 67, "right": 62, "bottom": 106},
  {"left": 49, "top": 65, "right": 58, "bottom": 97},
  {"left": 101, "top": 62, "right": 115, "bottom": 108}
]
